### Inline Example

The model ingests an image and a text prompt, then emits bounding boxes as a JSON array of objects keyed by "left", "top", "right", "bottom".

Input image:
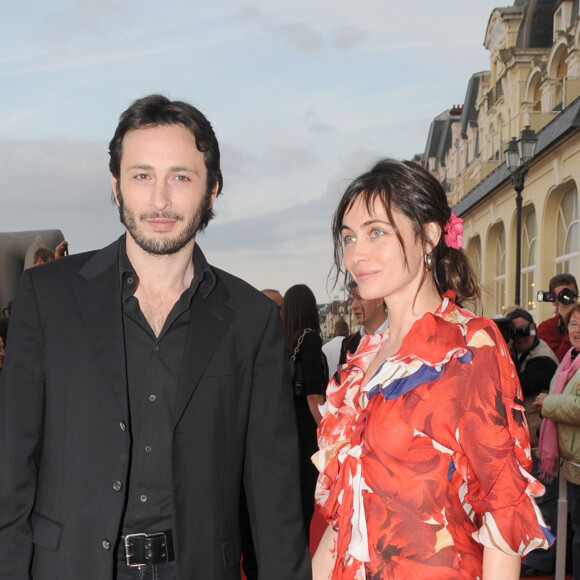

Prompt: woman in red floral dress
[{"left": 312, "top": 159, "right": 553, "bottom": 580}]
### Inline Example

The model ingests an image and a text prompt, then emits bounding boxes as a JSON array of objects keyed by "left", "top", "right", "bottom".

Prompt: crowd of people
[{"left": 0, "top": 94, "right": 578, "bottom": 580}]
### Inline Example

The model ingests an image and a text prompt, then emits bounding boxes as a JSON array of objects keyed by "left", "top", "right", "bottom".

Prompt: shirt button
[
  {"left": 119, "top": 421, "right": 127, "bottom": 431},
  {"left": 112, "top": 480, "right": 123, "bottom": 491},
  {"left": 145, "top": 445, "right": 152, "bottom": 453},
  {"left": 102, "top": 539, "right": 111, "bottom": 550},
  {"left": 153, "top": 345, "right": 160, "bottom": 352},
  {"left": 140, "top": 494, "right": 147, "bottom": 503},
  {"left": 127, "top": 277, "right": 134, "bottom": 285},
  {"left": 149, "top": 394, "right": 156, "bottom": 402}
]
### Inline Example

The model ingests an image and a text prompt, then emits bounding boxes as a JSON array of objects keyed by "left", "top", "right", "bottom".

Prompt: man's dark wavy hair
[
  {"left": 549, "top": 273, "right": 578, "bottom": 294},
  {"left": 108, "top": 94, "right": 223, "bottom": 231}
]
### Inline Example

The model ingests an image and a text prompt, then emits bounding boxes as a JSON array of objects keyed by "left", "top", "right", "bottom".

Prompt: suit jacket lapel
[
  {"left": 173, "top": 278, "right": 234, "bottom": 428},
  {"left": 74, "top": 239, "right": 129, "bottom": 418}
]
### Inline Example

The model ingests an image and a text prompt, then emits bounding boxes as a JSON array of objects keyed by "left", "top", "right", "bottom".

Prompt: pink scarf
[{"left": 538, "top": 347, "right": 580, "bottom": 481}]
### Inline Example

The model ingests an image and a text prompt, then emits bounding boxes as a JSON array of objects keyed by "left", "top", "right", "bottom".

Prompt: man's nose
[{"left": 150, "top": 181, "right": 170, "bottom": 210}]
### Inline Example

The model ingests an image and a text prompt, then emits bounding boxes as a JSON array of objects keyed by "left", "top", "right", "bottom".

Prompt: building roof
[
  {"left": 460, "top": 73, "right": 485, "bottom": 138},
  {"left": 423, "top": 109, "right": 462, "bottom": 167},
  {"left": 516, "top": 0, "right": 558, "bottom": 48},
  {"left": 453, "top": 95, "right": 580, "bottom": 216}
]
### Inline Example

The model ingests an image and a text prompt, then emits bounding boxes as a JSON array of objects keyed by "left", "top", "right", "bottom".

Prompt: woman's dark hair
[
  {"left": 565, "top": 304, "right": 580, "bottom": 338},
  {"left": 108, "top": 94, "right": 223, "bottom": 232},
  {"left": 331, "top": 158, "right": 480, "bottom": 307},
  {"left": 282, "top": 284, "right": 321, "bottom": 355}
]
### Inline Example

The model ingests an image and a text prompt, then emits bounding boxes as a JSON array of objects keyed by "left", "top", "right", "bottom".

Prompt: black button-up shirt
[{"left": 119, "top": 238, "right": 215, "bottom": 534}]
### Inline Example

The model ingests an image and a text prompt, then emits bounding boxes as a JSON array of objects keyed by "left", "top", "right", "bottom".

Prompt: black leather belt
[{"left": 119, "top": 530, "right": 174, "bottom": 568}]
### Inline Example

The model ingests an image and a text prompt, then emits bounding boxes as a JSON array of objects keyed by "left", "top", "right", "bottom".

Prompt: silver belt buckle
[{"left": 124, "top": 532, "right": 167, "bottom": 568}]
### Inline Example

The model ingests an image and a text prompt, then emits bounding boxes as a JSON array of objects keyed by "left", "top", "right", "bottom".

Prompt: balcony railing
[{"left": 487, "top": 81, "right": 503, "bottom": 109}]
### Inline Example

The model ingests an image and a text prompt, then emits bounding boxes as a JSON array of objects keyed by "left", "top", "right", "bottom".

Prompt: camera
[
  {"left": 494, "top": 317, "right": 537, "bottom": 342},
  {"left": 537, "top": 288, "right": 578, "bottom": 306},
  {"left": 513, "top": 323, "right": 536, "bottom": 337},
  {"left": 494, "top": 318, "right": 515, "bottom": 343}
]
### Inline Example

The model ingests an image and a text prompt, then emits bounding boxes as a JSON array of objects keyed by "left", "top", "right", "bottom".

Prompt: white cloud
[
  {"left": 277, "top": 23, "right": 325, "bottom": 54},
  {"left": 0, "top": 139, "right": 119, "bottom": 253},
  {"left": 308, "top": 122, "right": 335, "bottom": 135},
  {"left": 332, "top": 26, "right": 368, "bottom": 50},
  {"left": 0, "top": 0, "right": 503, "bottom": 302}
]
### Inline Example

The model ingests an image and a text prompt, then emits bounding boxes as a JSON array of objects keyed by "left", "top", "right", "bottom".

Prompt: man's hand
[
  {"left": 55, "top": 240, "right": 69, "bottom": 258},
  {"left": 533, "top": 392, "right": 548, "bottom": 412}
]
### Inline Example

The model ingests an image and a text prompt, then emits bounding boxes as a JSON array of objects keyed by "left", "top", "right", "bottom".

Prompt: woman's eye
[
  {"left": 371, "top": 228, "right": 384, "bottom": 238},
  {"left": 343, "top": 234, "right": 356, "bottom": 244}
]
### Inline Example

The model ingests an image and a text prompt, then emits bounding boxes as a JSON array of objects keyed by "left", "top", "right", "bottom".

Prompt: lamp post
[{"left": 504, "top": 125, "right": 538, "bottom": 306}]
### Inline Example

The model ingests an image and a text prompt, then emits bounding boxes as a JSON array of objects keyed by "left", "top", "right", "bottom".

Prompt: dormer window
[{"left": 554, "top": 1, "right": 573, "bottom": 38}]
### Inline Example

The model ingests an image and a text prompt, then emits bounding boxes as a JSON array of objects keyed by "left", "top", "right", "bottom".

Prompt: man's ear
[
  {"left": 207, "top": 180, "right": 219, "bottom": 209},
  {"left": 424, "top": 221, "right": 442, "bottom": 253},
  {"left": 111, "top": 175, "right": 120, "bottom": 206}
]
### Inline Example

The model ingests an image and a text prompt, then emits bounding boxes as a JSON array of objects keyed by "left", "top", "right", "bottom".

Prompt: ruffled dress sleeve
[{"left": 445, "top": 312, "right": 553, "bottom": 555}]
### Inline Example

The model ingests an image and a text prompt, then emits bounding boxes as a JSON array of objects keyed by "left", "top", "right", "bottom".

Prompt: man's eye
[
  {"left": 175, "top": 175, "right": 190, "bottom": 182},
  {"left": 135, "top": 173, "right": 149, "bottom": 180}
]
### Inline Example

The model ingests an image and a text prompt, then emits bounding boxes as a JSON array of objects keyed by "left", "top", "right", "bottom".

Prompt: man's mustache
[{"left": 139, "top": 212, "right": 183, "bottom": 220}]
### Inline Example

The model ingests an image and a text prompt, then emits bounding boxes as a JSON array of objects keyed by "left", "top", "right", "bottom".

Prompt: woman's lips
[{"left": 354, "top": 270, "right": 378, "bottom": 284}]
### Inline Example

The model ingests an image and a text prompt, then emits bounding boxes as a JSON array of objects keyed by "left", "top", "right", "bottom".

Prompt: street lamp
[{"left": 504, "top": 125, "right": 538, "bottom": 306}]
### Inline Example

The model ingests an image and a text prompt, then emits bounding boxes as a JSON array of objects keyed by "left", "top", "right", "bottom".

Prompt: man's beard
[{"left": 116, "top": 185, "right": 212, "bottom": 256}]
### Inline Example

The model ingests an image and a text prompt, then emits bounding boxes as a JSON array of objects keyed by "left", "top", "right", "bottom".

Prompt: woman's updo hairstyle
[{"left": 331, "top": 158, "right": 480, "bottom": 307}]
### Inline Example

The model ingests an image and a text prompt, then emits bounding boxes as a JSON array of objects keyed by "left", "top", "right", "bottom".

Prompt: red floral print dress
[{"left": 313, "top": 294, "right": 552, "bottom": 579}]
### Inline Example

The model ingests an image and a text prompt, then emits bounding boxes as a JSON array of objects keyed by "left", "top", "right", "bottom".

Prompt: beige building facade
[{"left": 422, "top": 0, "right": 580, "bottom": 321}]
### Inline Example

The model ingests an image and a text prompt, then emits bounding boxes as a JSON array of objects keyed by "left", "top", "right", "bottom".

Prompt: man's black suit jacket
[{"left": 0, "top": 237, "right": 311, "bottom": 580}]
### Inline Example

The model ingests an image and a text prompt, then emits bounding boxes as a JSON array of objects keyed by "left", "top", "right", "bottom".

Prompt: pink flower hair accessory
[{"left": 443, "top": 212, "right": 463, "bottom": 249}]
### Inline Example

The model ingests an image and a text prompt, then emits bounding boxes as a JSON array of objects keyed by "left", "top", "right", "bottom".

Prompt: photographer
[
  {"left": 505, "top": 309, "right": 560, "bottom": 577},
  {"left": 537, "top": 273, "right": 579, "bottom": 362},
  {"left": 506, "top": 308, "right": 559, "bottom": 446}
]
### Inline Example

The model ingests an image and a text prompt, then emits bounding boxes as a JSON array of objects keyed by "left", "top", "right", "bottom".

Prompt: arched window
[
  {"left": 522, "top": 209, "right": 537, "bottom": 310},
  {"left": 556, "top": 188, "right": 578, "bottom": 274},
  {"left": 495, "top": 226, "right": 506, "bottom": 315},
  {"left": 468, "top": 236, "right": 482, "bottom": 283}
]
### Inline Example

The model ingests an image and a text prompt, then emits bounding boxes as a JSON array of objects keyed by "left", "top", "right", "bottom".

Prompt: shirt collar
[
  {"left": 118, "top": 234, "right": 216, "bottom": 301},
  {"left": 360, "top": 316, "right": 389, "bottom": 337}
]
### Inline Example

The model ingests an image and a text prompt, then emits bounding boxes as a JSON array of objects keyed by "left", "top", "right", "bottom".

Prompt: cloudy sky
[{"left": 1, "top": 0, "right": 502, "bottom": 302}]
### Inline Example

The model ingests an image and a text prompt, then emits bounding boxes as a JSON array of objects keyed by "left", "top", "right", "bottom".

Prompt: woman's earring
[{"left": 424, "top": 253, "right": 433, "bottom": 271}]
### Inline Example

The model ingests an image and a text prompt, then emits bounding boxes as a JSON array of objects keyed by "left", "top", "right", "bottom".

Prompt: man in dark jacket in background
[{"left": 506, "top": 308, "right": 559, "bottom": 577}]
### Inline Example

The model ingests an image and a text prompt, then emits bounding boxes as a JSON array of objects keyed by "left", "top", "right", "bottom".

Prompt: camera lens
[{"left": 558, "top": 288, "right": 577, "bottom": 305}]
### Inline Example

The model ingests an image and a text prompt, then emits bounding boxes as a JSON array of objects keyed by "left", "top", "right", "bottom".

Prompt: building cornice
[{"left": 453, "top": 95, "right": 580, "bottom": 216}]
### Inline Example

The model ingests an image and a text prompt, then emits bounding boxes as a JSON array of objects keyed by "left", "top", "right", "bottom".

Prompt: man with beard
[{"left": 0, "top": 95, "right": 310, "bottom": 580}]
